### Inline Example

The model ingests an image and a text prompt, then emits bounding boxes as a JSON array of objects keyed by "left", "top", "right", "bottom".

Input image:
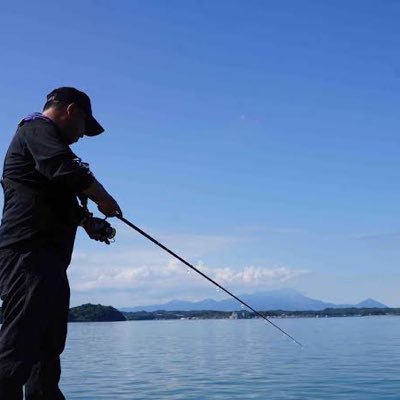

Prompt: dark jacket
[{"left": 0, "top": 114, "right": 95, "bottom": 249}]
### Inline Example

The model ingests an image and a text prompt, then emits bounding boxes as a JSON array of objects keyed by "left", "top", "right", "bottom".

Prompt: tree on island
[{"left": 68, "top": 303, "right": 126, "bottom": 322}]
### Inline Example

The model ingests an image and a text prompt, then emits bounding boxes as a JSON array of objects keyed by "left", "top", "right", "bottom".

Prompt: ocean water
[{"left": 60, "top": 316, "right": 400, "bottom": 399}]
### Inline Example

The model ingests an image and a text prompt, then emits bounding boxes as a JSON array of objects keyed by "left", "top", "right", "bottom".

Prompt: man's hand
[
  {"left": 82, "top": 216, "right": 115, "bottom": 244},
  {"left": 97, "top": 195, "right": 122, "bottom": 218},
  {"left": 82, "top": 180, "right": 122, "bottom": 218}
]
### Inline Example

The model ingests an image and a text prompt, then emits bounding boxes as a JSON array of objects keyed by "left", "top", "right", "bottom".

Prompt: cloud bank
[{"left": 69, "top": 231, "right": 309, "bottom": 307}]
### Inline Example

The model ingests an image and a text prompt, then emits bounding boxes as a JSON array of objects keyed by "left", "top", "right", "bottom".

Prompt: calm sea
[{"left": 60, "top": 316, "right": 400, "bottom": 399}]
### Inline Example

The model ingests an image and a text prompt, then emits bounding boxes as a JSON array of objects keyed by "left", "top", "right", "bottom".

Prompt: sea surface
[{"left": 60, "top": 316, "right": 400, "bottom": 399}]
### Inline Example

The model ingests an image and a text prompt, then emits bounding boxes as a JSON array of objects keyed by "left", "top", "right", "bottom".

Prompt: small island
[{"left": 68, "top": 303, "right": 126, "bottom": 322}]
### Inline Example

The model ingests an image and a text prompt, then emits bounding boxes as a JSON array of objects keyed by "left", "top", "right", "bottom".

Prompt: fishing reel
[
  {"left": 78, "top": 194, "right": 116, "bottom": 244},
  {"left": 89, "top": 216, "right": 116, "bottom": 242},
  {"left": 80, "top": 214, "right": 116, "bottom": 244}
]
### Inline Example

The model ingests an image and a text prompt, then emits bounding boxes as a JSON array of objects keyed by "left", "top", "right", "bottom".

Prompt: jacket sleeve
[{"left": 23, "top": 122, "right": 96, "bottom": 191}]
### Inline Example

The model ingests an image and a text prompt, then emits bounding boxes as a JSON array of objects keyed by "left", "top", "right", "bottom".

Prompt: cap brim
[{"left": 84, "top": 115, "right": 104, "bottom": 136}]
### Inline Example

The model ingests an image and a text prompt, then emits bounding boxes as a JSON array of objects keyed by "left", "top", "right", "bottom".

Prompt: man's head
[{"left": 42, "top": 87, "right": 104, "bottom": 144}]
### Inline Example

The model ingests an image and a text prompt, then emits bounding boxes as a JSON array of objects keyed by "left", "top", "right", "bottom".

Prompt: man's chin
[{"left": 69, "top": 136, "right": 80, "bottom": 145}]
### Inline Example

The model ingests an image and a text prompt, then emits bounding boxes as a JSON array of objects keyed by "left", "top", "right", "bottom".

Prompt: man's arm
[
  {"left": 24, "top": 121, "right": 122, "bottom": 217},
  {"left": 82, "top": 179, "right": 122, "bottom": 217},
  {"left": 24, "top": 122, "right": 95, "bottom": 190}
]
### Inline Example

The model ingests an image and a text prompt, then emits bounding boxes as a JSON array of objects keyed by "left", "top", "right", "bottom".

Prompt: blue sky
[{"left": 1, "top": 0, "right": 400, "bottom": 307}]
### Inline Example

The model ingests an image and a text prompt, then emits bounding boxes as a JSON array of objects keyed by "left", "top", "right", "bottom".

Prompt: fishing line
[{"left": 117, "top": 215, "right": 302, "bottom": 347}]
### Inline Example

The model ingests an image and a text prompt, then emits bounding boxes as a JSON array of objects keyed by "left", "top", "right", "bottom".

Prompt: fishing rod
[{"left": 116, "top": 215, "right": 302, "bottom": 347}]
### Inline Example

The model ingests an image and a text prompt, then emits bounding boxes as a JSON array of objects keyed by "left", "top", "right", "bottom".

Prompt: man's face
[{"left": 64, "top": 104, "right": 86, "bottom": 144}]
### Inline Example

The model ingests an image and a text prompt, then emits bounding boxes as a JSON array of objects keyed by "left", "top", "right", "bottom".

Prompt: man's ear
[{"left": 66, "top": 103, "right": 78, "bottom": 117}]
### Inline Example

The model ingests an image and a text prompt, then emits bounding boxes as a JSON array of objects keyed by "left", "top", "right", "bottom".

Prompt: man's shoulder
[
  {"left": 19, "top": 115, "right": 57, "bottom": 132},
  {"left": 17, "top": 115, "right": 63, "bottom": 144}
]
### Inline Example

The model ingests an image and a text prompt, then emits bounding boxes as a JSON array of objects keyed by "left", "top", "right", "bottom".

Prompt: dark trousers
[{"left": 0, "top": 244, "right": 71, "bottom": 400}]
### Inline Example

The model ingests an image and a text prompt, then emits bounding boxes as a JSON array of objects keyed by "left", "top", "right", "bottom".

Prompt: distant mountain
[
  {"left": 119, "top": 289, "right": 388, "bottom": 312},
  {"left": 355, "top": 298, "right": 387, "bottom": 308}
]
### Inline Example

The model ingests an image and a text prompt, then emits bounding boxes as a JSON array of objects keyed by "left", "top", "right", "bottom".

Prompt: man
[{"left": 0, "top": 87, "right": 122, "bottom": 399}]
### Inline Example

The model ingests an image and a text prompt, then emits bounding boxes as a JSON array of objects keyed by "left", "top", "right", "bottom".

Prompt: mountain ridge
[{"left": 119, "top": 289, "right": 387, "bottom": 312}]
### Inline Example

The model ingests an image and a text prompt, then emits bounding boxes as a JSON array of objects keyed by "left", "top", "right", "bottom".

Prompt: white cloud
[
  {"left": 353, "top": 232, "right": 400, "bottom": 240},
  {"left": 211, "top": 265, "right": 308, "bottom": 285},
  {"left": 235, "top": 225, "right": 306, "bottom": 235},
  {"left": 70, "top": 257, "right": 307, "bottom": 291},
  {"left": 68, "top": 231, "right": 310, "bottom": 307}
]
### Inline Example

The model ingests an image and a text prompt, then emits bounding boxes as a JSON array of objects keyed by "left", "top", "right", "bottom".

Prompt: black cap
[{"left": 46, "top": 87, "right": 104, "bottom": 136}]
